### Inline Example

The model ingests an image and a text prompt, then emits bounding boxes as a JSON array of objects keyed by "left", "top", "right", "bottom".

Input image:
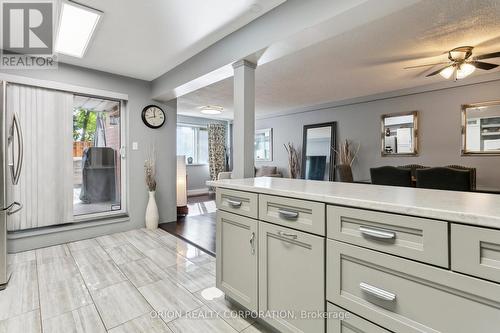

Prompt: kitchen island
[{"left": 208, "top": 177, "right": 500, "bottom": 333}]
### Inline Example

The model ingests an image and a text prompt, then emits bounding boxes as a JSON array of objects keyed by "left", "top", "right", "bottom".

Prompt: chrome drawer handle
[
  {"left": 360, "top": 282, "right": 396, "bottom": 302},
  {"left": 278, "top": 209, "right": 299, "bottom": 219},
  {"left": 227, "top": 199, "right": 242, "bottom": 208},
  {"left": 359, "top": 226, "right": 396, "bottom": 240},
  {"left": 278, "top": 231, "right": 298, "bottom": 239}
]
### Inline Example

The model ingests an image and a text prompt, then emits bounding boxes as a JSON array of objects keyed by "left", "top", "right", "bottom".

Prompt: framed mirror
[
  {"left": 381, "top": 111, "right": 418, "bottom": 156},
  {"left": 462, "top": 101, "right": 500, "bottom": 155},
  {"left": 301, "top": 122, "right": 336, "bottom": 181},
  {"left": 255, "top": 128, "right": 273, "bottom": 161}
]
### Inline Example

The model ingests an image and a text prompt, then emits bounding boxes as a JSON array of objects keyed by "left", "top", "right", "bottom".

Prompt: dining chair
[
  {"left": 416, "top": 167, "right": 472, "bottom": 191},
  {"left": 445, "top": 165, "right": 476, "bottom": 190},
  {"left": 399, "top": 164, "right": 429, "bottom": 179},
  {"left": 370, "top": 166, "right": 413, "bottom": 187}
]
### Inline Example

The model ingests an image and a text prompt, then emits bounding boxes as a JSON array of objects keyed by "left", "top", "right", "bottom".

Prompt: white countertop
[{"left": 208, "top": 177, "right": 500, "bottom": 229}]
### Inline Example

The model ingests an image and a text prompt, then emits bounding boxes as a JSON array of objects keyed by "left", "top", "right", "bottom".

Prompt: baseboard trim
[{"left": 188, "top": 188, "right": 209, "bottom": 196}]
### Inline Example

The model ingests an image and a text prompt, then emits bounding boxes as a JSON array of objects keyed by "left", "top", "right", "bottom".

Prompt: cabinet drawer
[
  {"left": 451, "top": 224, "right": 500, "bottom": 283},
  {"left": 327, "top": 240, "right": 500, "bottom": 333},
  {"left": 327, "top": 303, "right": 390, "bottom": 333},
  {"left": 259, "top": 194, "right": 325, "bottom": 236},
  {"left": 327, "top": 206, "right": 448, "bottom": 267},
  {"left": 259, "top": 222, "right": 325, "bottom": 333},
  {"left": 217, "top": 188, "right": 258, "bottom": 219},
  {"left": 216, "top": 211, "right": 258, "bottom": 311}
]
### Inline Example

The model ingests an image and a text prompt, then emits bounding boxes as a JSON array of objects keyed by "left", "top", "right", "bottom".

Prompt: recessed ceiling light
[
  {"left": 200, "top": 105, "right": 223, "bottom": 115},
  {"left": 55, "top": 1, "right": 102, "bottom": 58}
]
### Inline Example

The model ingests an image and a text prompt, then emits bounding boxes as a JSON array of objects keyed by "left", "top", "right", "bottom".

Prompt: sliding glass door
[
  {"left": 73, "top": 95, "right": 124, "bottom": 218},
  {"left": 6, "top": 84, "right": 126, "bottom": 231}
]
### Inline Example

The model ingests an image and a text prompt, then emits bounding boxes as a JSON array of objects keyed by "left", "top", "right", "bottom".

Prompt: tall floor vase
[{"left": 145, "top": 191, "right": 159, "bottom": 229}]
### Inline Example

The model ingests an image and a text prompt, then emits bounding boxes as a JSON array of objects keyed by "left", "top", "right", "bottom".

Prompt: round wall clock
[{"left": 141, "top": 105, "right": 166, "bottom": 129}]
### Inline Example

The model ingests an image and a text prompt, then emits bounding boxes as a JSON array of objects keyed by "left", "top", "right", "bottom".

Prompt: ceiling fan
[{"left": 405, "top": 46, "right": 500, "bottom": 80}]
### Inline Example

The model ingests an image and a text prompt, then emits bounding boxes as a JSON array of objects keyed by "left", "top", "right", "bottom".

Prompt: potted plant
[
  {"left": 144, "top": 146, "right": 159, "bottom": 229},
  {"left": 335, "top": 139, "right": 360, "bottom": 182}
]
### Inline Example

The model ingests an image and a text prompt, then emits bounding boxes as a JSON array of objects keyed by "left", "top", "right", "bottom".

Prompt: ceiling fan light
[
  {"left": 439, "top": 66, "right": 455, "bottom": 79},
  {"left": 450, "top": 50, "right": 467, "bottom": 61},
  {"left": 456, "top": 63, "right": 476, "bottom": 79}
]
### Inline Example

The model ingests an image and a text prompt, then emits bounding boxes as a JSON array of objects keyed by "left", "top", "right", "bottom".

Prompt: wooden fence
[{"left": 73, "top": 141, "right": 92, "bottom": 157}]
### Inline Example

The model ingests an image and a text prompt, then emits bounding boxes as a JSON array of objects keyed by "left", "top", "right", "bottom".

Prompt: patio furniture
[{"left": 80, "top": 147, "right": 117, "bottom": 203}]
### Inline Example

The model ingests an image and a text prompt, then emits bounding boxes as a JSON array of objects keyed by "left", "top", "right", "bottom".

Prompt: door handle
[
  {"left": 3, "top": 202, "right": 22, "bottom": 215},
  {"left": 227, "top": 199, "right": 242, "bottom": 208},
  {"left": 360, "top": 282, "right": 396, "bottom": 302},
  {"left": 359, "top": 226, "right": 396, "bottom": 240},
  {"left": 278, "top": 231, "right": 298, "bottom": 239},
  {"left": 249, "top": 232, "right": 255, "bottom": 255},
  {"left": 9, "top": 113, "right": 23, "bottom": 185},
  {"left": 278, "top": 209, "right": 299, "bottom": 219}
]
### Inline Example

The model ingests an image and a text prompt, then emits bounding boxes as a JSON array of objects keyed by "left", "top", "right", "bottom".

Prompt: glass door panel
[{"left": 73, "top": 95, "right": 122, "bottom": 217}]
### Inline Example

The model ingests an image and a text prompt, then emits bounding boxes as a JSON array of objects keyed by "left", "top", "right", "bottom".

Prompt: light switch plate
[{"left": 132, "top": 142, "right": 139, "bottom": 150}]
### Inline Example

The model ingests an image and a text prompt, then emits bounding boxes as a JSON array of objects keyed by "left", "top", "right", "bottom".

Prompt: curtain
[
  {"left": 208, "top": 124, "right": 226, "bottom": 181},
  {"left": 7, "top": 84, "right": 74, "bottom": 231}
]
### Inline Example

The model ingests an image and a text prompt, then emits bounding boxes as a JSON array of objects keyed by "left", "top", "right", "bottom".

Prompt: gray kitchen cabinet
[
  {"left": 259, "top": 221, "right": 325, "bottom": 333},
  {"left": 216, "top": 210, "right": 258, "bottom": 312},
  {"left": 451, "top": 224, "right": 500, "bottom": 283},
  {"left": 216, "top": 188, "right": 258, "bottom": 219},
  {"left": 327, "top": 240, "right": 500, "bottom": 333},
  {"left": 327, "top": 205, "right": 449, "bottom": 268},
  {"left": 327, "top": 303, "right": 390, "bottom": 333}
]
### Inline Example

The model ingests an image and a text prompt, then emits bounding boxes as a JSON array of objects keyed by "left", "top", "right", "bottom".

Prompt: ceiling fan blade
[
  {"left": 471, "top": 61, "right": 499, "bottom": 70},
  {"left": 426, "top": 66, "right": 450, "bottom": 77},
  {"left": 404, "top": 62, "right": 449, "bottom": 69},
  {"left": 474, "top": 52, "right": 500, "bottom": 60}
]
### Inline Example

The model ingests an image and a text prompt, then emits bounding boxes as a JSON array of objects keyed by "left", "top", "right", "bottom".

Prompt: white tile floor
[{"left": 0, "top": 228, "right": 272, "bottom": 333}]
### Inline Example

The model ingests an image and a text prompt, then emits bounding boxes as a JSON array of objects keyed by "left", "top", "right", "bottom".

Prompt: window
[
  {"left": 255, "top": 128, "right": 273, "bottom": 161},
  {"left": 177, "top": 124, "right": 209, "bottom": 164}
]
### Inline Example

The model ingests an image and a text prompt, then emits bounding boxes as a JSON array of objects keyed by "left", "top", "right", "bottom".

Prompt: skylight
[{"left": 55, "top": 1, "right": 102, "bottom": 58}]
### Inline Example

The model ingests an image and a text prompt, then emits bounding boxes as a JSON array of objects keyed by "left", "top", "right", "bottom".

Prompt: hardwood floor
[{"left": 160, "top": 194, "right": 216, "bottom": 256}]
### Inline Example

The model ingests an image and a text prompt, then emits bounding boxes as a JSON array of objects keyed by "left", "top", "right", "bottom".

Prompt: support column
[{"left": 232, "top": 60, "right": 256, "bottom": 179}]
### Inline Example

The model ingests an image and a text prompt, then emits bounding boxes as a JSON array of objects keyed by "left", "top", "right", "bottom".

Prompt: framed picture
[{"left": 255, "top": 128, "right": 273, "bottom": 161}]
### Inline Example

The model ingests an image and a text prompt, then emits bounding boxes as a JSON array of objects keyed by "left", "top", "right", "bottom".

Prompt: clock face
[{"left": 142, "top": 105, "right": 166, "bottom": 129}]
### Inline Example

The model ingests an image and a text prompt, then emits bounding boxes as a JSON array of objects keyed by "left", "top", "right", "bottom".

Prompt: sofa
[{"left": 218, "top": 166, "right": 282, "bottom": 180}]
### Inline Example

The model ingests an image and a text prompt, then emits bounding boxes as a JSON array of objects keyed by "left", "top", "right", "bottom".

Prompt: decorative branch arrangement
[
  {"left": 284, "top": 142, "right": 301, "bottom": 179},
  {"left": 335, "top": 139, "right": 360, "bottom": 166},
  {"left": 144, "top": 145, "right": 157, "bottom": 192}
]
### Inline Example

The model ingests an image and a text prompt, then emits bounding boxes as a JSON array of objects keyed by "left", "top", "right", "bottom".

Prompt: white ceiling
[
  {"left": 57, "top": 0, "right": 285, "bottom": 80},
  {"left": 178, "top": 0, "right": 500, "bottom": 120}
]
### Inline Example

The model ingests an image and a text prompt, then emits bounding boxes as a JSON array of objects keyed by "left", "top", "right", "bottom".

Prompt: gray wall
[
  {"left": 256, "top": 79, "right": 500, "bottom": 190},
  {"left": 177, "top": 115, "right": 228, "bottom": 194},
  {"left": 2, "top": 64, "right": 177, "bottom": 251}
]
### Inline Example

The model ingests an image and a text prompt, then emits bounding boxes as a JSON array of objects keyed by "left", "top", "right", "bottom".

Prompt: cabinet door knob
[
  {"left": 278, "top": 209, "right": 299, "bottom": 219},
  {"left": 360, "top": 282, "right": 397, "bottom": 302},
  {"left": 359, "top": 226, "right": 396, "bottom": 240}
]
